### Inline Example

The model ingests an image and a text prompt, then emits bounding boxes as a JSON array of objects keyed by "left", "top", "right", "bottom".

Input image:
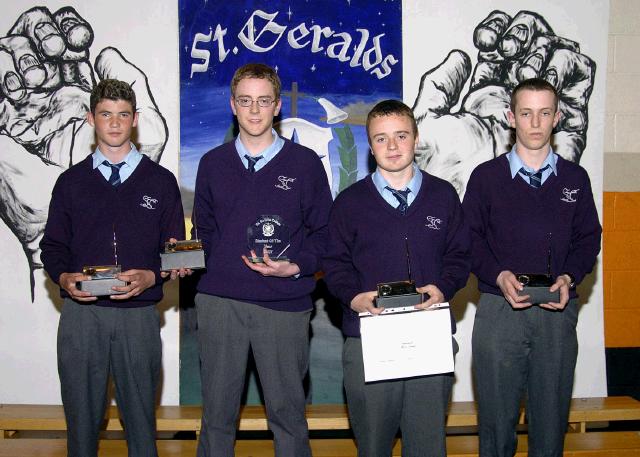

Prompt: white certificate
[{"left": 359, "top": 304, "right": 454, "bottom": 382}]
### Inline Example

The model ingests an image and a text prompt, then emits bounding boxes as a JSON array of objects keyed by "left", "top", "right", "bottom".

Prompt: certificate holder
[{"left": 359, "top": 304, "right": 454, "bottom": 382}]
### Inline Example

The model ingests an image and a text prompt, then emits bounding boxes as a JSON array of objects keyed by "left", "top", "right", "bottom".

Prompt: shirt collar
[
  {"left": 372, "top": 162, "right": 423, "bottom": 196},
  {"left": 92, "top": 143, "right": 140, "bottom": 169},
  {"left": 506, "top": 146, "right": 558, "bottom": 179},
  {"left": 235, "top": 129, "right": 284, "bottom": 166}
]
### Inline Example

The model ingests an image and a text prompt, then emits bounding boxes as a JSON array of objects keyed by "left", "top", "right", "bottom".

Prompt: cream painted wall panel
[
  {"left": 606, "top": 73, "right": 640, "bottom": 114},
  {"left": 609, "top": 0, "right": 640, "bottom": 35},
  {"left": 615, "top": 114, "right": 640, "bottom": 152},
  {"left": 604, "top": 114, "right": 616, "bottom": 152},
  {"left": 605, "top": 153, "right": 640, "bottom": 190},
  {"left": 608, "top": 36, "right": 616, "bottom": 73},
  {"left": 613, "top": 35, "right": 640, "bottom": 73}
]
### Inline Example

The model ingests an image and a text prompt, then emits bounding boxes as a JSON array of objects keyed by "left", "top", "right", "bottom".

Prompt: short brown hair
[
  {"left": 230, "top": 63, "right": 281, "bottom": 99},
  {"left": 366, "top": 99, "right": 418, "bottom": 143},
  {"left": 510, "top": 78, "right": 558, "bottom": 112},
  {"left": 90, "top": 79, "right": 136, "bottom": 114}
]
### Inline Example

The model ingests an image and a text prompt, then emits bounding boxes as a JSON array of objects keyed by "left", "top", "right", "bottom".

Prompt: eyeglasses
[{"left": 234, "top": 96, "right": 276, "bottom": 108}]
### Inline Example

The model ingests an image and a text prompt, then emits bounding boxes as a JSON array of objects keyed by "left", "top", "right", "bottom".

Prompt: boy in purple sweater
[
  {"left": 40, "top": 79, "right": 186, "bottom": 457},
  {"left": 462, "top": 79, "right": 602, "bottom": 457},
  {"left": 323, "top": 100, "right": 471, "bottom": 457},
  {"left": 192, "top": 63, "right": 332, "bottom": 457}
]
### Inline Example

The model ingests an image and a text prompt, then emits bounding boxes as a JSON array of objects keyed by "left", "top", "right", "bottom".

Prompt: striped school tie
[
  {"left": 519, "top": 164, "right": 550, "bottom": 188},
  {"left": 245, "top": 155, "right": 262, "bottom": 173},
  {"left": 102, "top": 161, "right": 125, "bottom": 187},
  {"left": 386, "top": 186, "right": 411, "bottom": 215}
]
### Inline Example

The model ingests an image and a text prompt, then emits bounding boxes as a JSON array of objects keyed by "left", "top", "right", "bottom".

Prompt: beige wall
[{"left": 605, "top": 0, "right": 640, "bottom": 191}]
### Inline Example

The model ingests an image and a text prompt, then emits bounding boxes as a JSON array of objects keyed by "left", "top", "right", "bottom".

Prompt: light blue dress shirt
[
  {"left": 507, "top": 146, "right": 557, "bottom": 187},
  {"left": 92, "top": 143, "right": 142, "bottom": 183},
  {"left": 372, "top": 162, "right": 423, "bottom": 208},
  {"left": 235, "top": 129, "right": 285, "bottom": 172}
]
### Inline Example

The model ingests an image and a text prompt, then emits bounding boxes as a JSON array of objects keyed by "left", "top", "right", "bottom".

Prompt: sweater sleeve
[
  {"left": 433, "top": 189, "right": 472, "bottom": 301},
  {"left": 40, "top": 175, "right": 73, "bottom": 286},
  {"left": 562, "top": 171, "right": 602, "bottom": 285},
  {"left": 462, "top": 169, "right": 504, "bottom": 287},
  {"left": 157, "top": 171, "right": 186, "bottom": 282},
  {"left": 191, "top": 154, "right": 216, "bottom": 257},
  {"left": 290, "top": 156, "right": 333, "bottom": 276},
  {"left": 322, "top": 197, "right": 362, "bottom": 311}
]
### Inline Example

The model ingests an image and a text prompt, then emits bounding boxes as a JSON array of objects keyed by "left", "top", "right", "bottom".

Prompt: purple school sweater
[
  {"left": 40, "top": 155, "right": 185, "bottom": 308},
  {"left": 192, "top": 139, "right": 332, "bottom": 312},
  {"left": 323, "top": 171, "right": 471, "bottom": 337},
  {"left": 462, "top": 154, "right": 601, "bottom": 297}
]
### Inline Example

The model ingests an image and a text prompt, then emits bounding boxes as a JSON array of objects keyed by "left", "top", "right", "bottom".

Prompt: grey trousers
[
  {"left": 195, "top": 294, "right": 312, "bottom": 457},
  {"left": 57, "top": 299, "right": 161, "bottom": 457},
  {"left": 472, "top": 293, "right": 579, "bottom": 457},
  {"left": 343, "top": 337, "right": 453, "bottom": 457}
]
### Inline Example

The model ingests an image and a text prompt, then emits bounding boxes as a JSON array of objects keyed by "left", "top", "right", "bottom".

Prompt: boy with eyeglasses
[
  {"left": 192, "top": 63, "right": 332, "bottom": 457},
  {"left": 462, "top": 78, "right": 601, "bottom": 456}
]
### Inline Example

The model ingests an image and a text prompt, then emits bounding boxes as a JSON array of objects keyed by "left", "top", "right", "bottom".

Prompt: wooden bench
[
  {"left": 1, "top": 433, "right": 640, "bottom": 457},
  {"left": 2, "top": 397, "right": 639, "bottom": 438}
]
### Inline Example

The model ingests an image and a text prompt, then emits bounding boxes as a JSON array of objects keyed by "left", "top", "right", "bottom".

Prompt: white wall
[
  {"left": 0, "top": 0, "right": 612, "bottom": 406},
  {"left": 605, "top": 0, "right": 640, "bottom": 191},
  {"left": 0, "top": 0, "right": 181, "bottom": 405},
  {"left": 403, "top": 0, "right": 609, "bottom": 400}
]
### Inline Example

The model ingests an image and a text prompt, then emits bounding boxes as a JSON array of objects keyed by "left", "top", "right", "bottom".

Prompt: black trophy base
[
  {"left": 77, "top": 278, "right": 128, "bottom": 296},
  {"left": 248, "top": 256, "right": 289, "bottom": 264},
  {"left": 375, "top": 292, "right": 423, "bottom": 309},
  {"left": 161, "top": 250, "right": 206, "bottom": 271},
  {"left": 515, "top": 273, "right": 559, "bottom": 305},
  {"left": 519, "top": 286, "right": 560, "bottom": 305}
]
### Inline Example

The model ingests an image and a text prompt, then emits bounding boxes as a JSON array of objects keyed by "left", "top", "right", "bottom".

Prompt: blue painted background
[{"left": 178, "top": 0, "right": 402, "bottom": 404}]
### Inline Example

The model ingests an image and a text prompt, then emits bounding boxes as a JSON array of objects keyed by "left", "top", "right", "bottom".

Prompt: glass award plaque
[{"left": 247, "top": 215, "right": 290, "bottom": 263}]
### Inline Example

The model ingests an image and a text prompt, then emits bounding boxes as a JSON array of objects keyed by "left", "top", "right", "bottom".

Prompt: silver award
[
  {"left": 247, "top": 215, "right": 290, "bottom": 263},
  {"left": 161, "top": 240, "right": 206, "bottom": 271},
  {"left": 160, "top": 209, "right": 206, "bottom": 271},
  {"left": 76, "top": 228, "right": 128, "bottom": 296}
]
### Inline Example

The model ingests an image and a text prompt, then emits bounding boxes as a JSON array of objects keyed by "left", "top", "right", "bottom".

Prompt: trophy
[
  {"left": 516, "top": 233, "right": 560, "bottom": 304},
  {"left": 76, "top": 228, "right": 128, "bottom": 296},
  {"left": 375, "top": 237, "right": 424, "bottom": 309},
  {"left": 160, "top": 211, "right": 206, "bottom": 271},
  {"left": 247, "top": 215, "right": 290, "bottom": 263}
]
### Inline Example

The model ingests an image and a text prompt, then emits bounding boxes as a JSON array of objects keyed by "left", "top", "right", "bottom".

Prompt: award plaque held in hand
[
  {"left": 76, "top": 228, "right": 128, "bottom": 296},
  {"left": 77, "top": 265, "right": 128, "bottom": 296},
  {"left": 247, "top": 215, "right": 290, "bottom": 263},
  {"left": 161, "top": 240, "right": 206, "bottom": 271},
  {"left": 516, "top": 233, "right": 560, "bottom": 305},
  {"left": 374, "top": 237, "right": 424, "bottom": 309},
  {"left": 160, "top": 209, "right": 206, "bottom": 271},
  {"left": 375, "top": 280, "right": 424, "bottom": 309}
]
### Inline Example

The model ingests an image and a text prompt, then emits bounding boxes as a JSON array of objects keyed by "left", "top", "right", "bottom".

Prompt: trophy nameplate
[
  {"left": 161, "top": 240, "right": 206, "bottom": 271},
  {"left": 247, "top": 215, "right": 290, "bottom": 263},
  {"left": 77, "top": 265, "right": 128, "bottom": 296},
  {"left": 375, "top": 280, "right": 424, "bottom": 309}
]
